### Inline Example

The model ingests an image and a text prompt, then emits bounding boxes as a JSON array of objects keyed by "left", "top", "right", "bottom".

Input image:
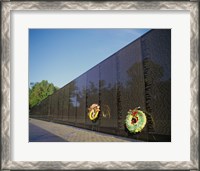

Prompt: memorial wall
[{"left": 30, "top": 29, "right": 171, "bottom": 142}]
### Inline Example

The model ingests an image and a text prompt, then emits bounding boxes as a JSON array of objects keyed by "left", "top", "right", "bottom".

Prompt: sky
[{"left": 29, "top": 29, "right": 150, "bottom": 88}]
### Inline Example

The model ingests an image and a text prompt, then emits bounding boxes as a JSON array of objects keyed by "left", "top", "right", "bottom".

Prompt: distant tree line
[{"left": 29, "top": 80, "right": 59, "bottom": 109}]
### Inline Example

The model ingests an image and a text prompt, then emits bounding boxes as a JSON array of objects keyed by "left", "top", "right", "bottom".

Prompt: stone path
[
  {"left": 29, "top": 118, "right": 140, "bottom": 142},
  {"left": 29, "top": 123, "right": 66, "bottom": 142}
]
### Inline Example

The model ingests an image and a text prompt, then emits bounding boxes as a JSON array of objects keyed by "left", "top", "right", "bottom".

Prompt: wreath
[
  {"left": 88, "top": 104, "right": 100, "bottom": 121},
  {"left": 125, "top": 108, "right": 147, "bottom": 134}
]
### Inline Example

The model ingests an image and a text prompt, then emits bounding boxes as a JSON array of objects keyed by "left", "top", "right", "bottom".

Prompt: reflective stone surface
[
  {"left": 100, "top": 56, "right": 118, "bottom": 130},
  {"left": 141, "top": 29, "right": 171, "bottom": 141},
  {"left": 62, "top": 85, "right": 70, "bottom": 121},
  {"left": 116, "top": 38, "right": 147, "bottom": 140},
  {"left": 68, "top": 81, "right": 77, "bottom": 123},
  {"left": 86, "top": 66, "right": 99, "bottom": 126},
  {"left": 76, "top": 73, "right": 86, "bottom": 125},
  {"left": 30, "top": 29, "right": 171, "bottom": 141}
]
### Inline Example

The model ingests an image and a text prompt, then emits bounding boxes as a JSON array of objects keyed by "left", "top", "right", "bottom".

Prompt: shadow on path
[{"left": 29, "top": 123, "right": 67, "bottom": 142}]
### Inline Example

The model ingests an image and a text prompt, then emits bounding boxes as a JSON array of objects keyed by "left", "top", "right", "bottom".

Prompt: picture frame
[{"left": 1, "top": 1, "right": 199, "bottom": 170}]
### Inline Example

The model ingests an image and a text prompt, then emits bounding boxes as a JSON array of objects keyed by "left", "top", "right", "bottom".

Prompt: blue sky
[{"left": 29, "top": 29, "right": 150, "bottom": 88}]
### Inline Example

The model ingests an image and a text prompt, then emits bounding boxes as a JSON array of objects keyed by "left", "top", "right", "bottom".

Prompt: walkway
[
  {"left": 29, "top": 118, "right": 140, "bottom": 142},
  {"left": 29, "top": 123, "right": 66, "bottom": 142}
]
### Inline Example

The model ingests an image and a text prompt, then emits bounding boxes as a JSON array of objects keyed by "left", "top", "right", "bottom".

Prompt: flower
[{"left": 132, "top": 111, "right": 138, "bottom": 116}]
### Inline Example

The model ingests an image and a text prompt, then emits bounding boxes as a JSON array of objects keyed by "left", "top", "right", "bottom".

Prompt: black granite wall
[{"left": 30, "top": 29, "right": 171, "bottom": 142}]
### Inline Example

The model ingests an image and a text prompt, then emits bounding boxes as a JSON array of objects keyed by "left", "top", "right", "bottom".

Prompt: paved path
[
  {"left": 29, "top": 123, "right": 66, "bottom": 142},
  {"left": 29, "top": 118, "right": 140, "bottom": 142}
]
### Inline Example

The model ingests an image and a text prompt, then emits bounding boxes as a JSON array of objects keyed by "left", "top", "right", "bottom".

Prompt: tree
[{"left": 29, "top": 80, "right": 59, "bottom": 109}]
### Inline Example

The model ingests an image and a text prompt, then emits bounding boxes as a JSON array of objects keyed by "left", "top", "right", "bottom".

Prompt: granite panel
[
  {"left": 117, "top": 38, "right": 147, "bottom": 139},
  {"left": 99, "top": 56, "right": 118, "bottom": 128},
  {"left": 76, "top": 74, "right": 87, "bottom": 124},
  {"left": 141, "top": 29, "right": 171, "bottom": 140},
  {"left": 68, "top": 81, "right": 77, "bottom": 123},
  {"left": 86, "top": 66, "right": 99, "bottom": 127}
]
